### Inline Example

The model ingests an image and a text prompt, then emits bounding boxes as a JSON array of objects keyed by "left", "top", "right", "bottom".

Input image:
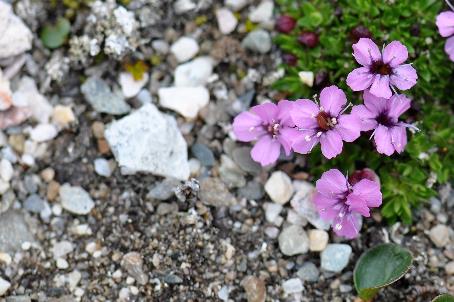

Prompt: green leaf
[
  {"left": 432, "top": 294, "right": 454, "bottom": 302},
  {"left": 40, "top": 18, "right": 71, "bottom": 49},
  {"left": 354, "top": 243, "right": 413, "bottom": 301}
]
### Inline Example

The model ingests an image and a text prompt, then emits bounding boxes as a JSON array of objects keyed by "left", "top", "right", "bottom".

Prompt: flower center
[
  {"left": 370, "top": 61, "right": 392, "bottom": 75},
  {"left": 316, "top": 111, "right": 336, "bottom": 131},
  {"left": 267, "top": 122, "right": 280, "bottom": 137},
  {"left": 376, "top": 112, "right": 395, "bottom": 127}
]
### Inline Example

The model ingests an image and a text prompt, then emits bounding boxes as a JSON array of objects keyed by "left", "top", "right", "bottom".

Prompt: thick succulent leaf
[
  {"left": 40, "top": 18, "right": 71, "bottom": 49},
  {"left": 432, "top": 294, "right": 454, "bottom": 302},
  {"left": 354, "top": 243, "right": 412, "bottom": 301}
]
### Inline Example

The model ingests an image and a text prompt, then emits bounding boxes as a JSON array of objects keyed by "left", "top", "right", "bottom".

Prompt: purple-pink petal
[
  {"left": 351, "top": 179, "right": 382, "bottom": 208},
  {"left": 335, "top": 114, "right": 361, "bottom": 142},
  {"left": 346, "top": 67, "right": 374, "bottom": 91},
  {"left": 316, "top": 169, "right": 348, "bottom": 198},
  {"left": 250, "top": 102, "right": 278, "bottom": 124},
  {"left": 319, "top": 85, "right": 347, "bottom": 117},
  {"left": 277, "top": 100, "right": 295, "bottom": 127},
  {"left": 387, "top": 94, "right": 411, "bottom": 119},
  {"left": 291, "top": 99, "right": 319, "bottom": 129},
  {"left": 279, "top": 127, "right": 300, "bottom": 156},
  {"left": 292, "top": 130, "right": 318, "bottom": 154},
  {"left": 320, "top": 130, "right": 343, "bottom": 159},
  {"left": 362, "top": 89, "right": 388, "bottom": 115},
  {"left": 351, "top": 104, "right": 377, "bottom": 131},
  {"left": 390, "top": 125, "right": 407, "bottom": 154},
  {"left": 369, "top": 74, "right": 392, "bottom": 99},
  {"left": 382, "top": 41, "right": 409, "bottom": 67},
  {"left": 346, "top": 194, "right": 371, "bottom": 217},
  {"left": 445, "top": 36, "right": 454, "bottom": 62},
  {"left": 352, "top": 38, "right": 382, "bottom": 66},
  {"left": 250, "top": 135, "right": 281, "bottom": 166},
  {"left": 313, "top": 192, "right": 340, "bottom": 220},
  {"left": 390, "top": 64, "right": 418, "bottom": 90},
  {"left": 232, "top": 111, "right": 265, "bottom": 142},
  {"left": 374, "top": 125, "right": 395, "bottom": 156},
  {"left": 332, "top": 213, "right": 362, "bottom": 239},
  {"left": 436, "top": 11, "right": 454, "bottom": 37}
]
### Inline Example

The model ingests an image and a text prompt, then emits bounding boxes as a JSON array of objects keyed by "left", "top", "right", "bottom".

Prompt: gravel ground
[{"left": 0, "top": 1, "right": 452, "bottom": 301}]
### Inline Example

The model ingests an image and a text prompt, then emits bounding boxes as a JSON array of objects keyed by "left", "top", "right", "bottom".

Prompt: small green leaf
[
  {"left": 432, "top": 294, "right": 454, "bottom": 302},
  {"left": 354, "top": 243, "right": 412, "bottom": 301},
  {"left": 40, "top": 18, "right": 71, "bottom": 49}
]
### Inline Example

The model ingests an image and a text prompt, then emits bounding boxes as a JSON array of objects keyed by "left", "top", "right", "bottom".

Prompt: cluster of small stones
[{"left": 0, "top": 0, "right": 452, "bottom": 301}]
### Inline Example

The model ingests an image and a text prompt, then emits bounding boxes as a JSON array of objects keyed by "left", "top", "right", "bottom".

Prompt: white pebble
[
  {"left": 0, "top": 277, "right": 11, "bottom": 296},
  {"left": 170, "top": 37, "right": 199, "bottom": 62},
  {"left": 216, "top": 8, "right": 238, "bottom": 34},
  {"left": 94, "top": 158, "right": 113, "bottom": 177},
  {"left": 282, "top": 278, "right": 303, "bottom": 294},
  {"left": 0, "top": 158, "right": 13, "bottom": 182},
  {"left": 30, "top": 124, "right": 58, "bottom": 142},
  {"left": 56, "top": 258, "right": 69, "bottom": 269}
]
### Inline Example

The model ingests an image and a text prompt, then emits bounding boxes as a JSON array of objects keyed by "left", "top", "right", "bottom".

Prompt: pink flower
[
  {"left": 290, "top": 85, "right": 361, "bottom": 159},
  {"left": 346, "top": 38, "right": 417, "bottom": 99},
  {"left": 314, "top": 169, "right": 382, "bottom": 239},
  {"left": 351, "top": 90, "right": 413, "bottom": 156},
  {"left": 436, "top": 11, "right": 454, "bottom": 61},
  {"left": 232, "top": 101, "right": 299, "bottom": 166}
]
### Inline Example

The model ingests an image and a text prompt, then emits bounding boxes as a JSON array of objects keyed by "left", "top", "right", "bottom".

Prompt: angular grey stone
[
  {"left": 0, "top": 210, "right": 34, "bottom": 253},
  {"left": 105, "top": 104, "right": 190, "bottom": 180},
  {"left": 321, "top": 244, "right": 352, "bottom": 273},
  {"left": 232, "top": 147, "right": 261, "bottom": 174},
  {"left": 241, "top": 29, "right": 271, "bottom": 54},
  {"left": 199, "top": 178, "right": 237, "bottom": 207},
  {"left": 148, "top": 178, "right": 180, "bottom": 200},
  {"left": 121, "top": 252, "right": 148, "bottom": 285},
  {"left": 23, "top": 194, "right": 45, "bottom": 213},
  {"left": 191, "top": 143, "right": 215, "bottom": 166},
  {"left": 81, "top": 77, "right": 130, "bottom": 115},
  {"left": 219, "top": 155, "right": 245, "bottom": 188},
  {"left": 238, "top": 181, "right": 264, "bottom": 200},
  {"left": 59, "top": 184, "right": 94, "bottom": 215},
  {"left": 297, "top": 262, "right": 319, "bottom": 282},
  {"left": 278, "top": 225, "right": 309, "bottom": 256}
]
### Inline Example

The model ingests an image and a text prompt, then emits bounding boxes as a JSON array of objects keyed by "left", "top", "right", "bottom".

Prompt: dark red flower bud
[
  {"left": 275, "top": 15, "right": 296, "bottom": 34},
  {"left": 298, "top": 31, "right": 319, "bottom": 48},
  {"left": 350, "top": 25, "right": 372, "bottom": 42},
  {"left": 282, "top": 53, "right": 297, "bottom": 66},
  {"left": 314, "top": 71, "right": 329, "bottom": 88},
  {"left": 410, "top": 24, "right": 420, "bottom": 37},
  {"left": 348, "top": 168, "right": 380, "bottom": 186}
]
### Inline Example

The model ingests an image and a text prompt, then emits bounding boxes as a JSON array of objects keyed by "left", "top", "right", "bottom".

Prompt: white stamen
[
  {"left": 304, "top": 135, "right": 311, "bottom": 142},
  {"left": 316, "top": 131, "right": 322, "bottom": 137},
  {"left": 331, "top": 117, "right": 337, "bottom": 125},
  {"left": 335, "top": 223, "right": 343, "bottom": 230},
  {"left": 249, "top": 126, "right": 255, "bottom": 132}
]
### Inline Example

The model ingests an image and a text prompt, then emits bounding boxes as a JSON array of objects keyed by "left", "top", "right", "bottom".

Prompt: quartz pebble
[
  {"left": 51, "top": 241, "right": 74, "bottom": 259},
  {"left": 264, "top": 171, "right": 293, "bottom": 205},
  {"left": 429, "top": 224, "right": 450, "bottom": 247},
  {"left": 0, "top": 159, "right": 13, "bottom": 182},
  {"left": 94, "top": 158, "right": 113, "bottom": 177},
  {"left": 446, "top": 261, "right": 454, "bottom": 275},
  {"left": 119, "top": 72, "right": 149, "bottom": 98},
  {"left": 59, "top": 184, "right": 95, "bottom": 215},
  {"left": 159, "top": 86, "right": 209, "bottom": 119},
  {"left": 263, "top": 202, "right": 283, "bottom": 224},
  {"left": 216, "top": 8, "right": 238, "bottom": 34},
  {"left": 52, "top": 105, "right": 75, "bottom": 127},
  {"left": 321, "top": 244, "right": 352, "bottom": 273},
  {"left": 249, "top": 1, "right": 274, "bottom": 24},
  {"left": 30, "top": 124, "right": 58, "bottom": 142},
  {"left": 174, "top": 57, "right": 214, "bottom": 87},
  {"left": 308, "top": 229, "right": 329, "bottom": 252},
  {"left": 0, "top": 210, "right": 35, "bottom": 253},
  {"left": 121, "top": 252, "right": 149, "bottom": 285},
  {"left": 282, "top": 278, "right": 303, "bottom": 294},
  {"left": 199, "top": 178, "right": 237, "bottom": 207},
  {"left": 278, "top": 225, "right": 309, "bottom": 256},
  {"left": 170, "top": 37, "right": 199, "bottom": 62},
  {"left": 0, "top": 2, "right": 32, "bottom": 59}
]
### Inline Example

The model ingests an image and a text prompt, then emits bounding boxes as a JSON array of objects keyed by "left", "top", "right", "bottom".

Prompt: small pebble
[{"left": 282, "top": 278, "right": 303, "bottom": 294}]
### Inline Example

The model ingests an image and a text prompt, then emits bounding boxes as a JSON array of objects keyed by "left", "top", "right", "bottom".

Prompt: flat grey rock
[
  {"left": 0, "top": 210, "right": 34, "bottom": 253},
  {"left": 0, "top": 2, "right": 32, "bottom": 59}
]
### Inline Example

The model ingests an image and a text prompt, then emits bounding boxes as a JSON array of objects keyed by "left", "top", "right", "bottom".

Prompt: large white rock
[
  {"left": 216, "top": 8, "right": 238, "bottom": 34},
  {"left": 0, "top": 2, "right": 32, "bottom": 59},
  {"left": 159, "top": 86, "right": 209, "bottom": 119},
  {"left": 264, "top": 171, "right": 294, "bottom": 204},
  {"left": 170, "top": 37, "right": 199, "bottom": 62},
  {"left": 105, "top": 104, "right": 190, "bottom": 180},
  {"left": 174, "top": 57, "right": 214, "bottom": 87},
  {"left": 119, "top": 72, "right": 149, "bottom": 98}
]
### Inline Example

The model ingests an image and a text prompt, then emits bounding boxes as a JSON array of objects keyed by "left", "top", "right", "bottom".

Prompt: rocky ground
[{"left": 0, "top": 0, "right": 452, "bottom": 301}]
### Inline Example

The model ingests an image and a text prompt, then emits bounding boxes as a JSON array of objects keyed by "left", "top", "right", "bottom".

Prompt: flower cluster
[
  {"left": 232, "top": 38, "right": 419, "bottom": 238},
  {"left": 436, "top": 3, "right": 454, "bottom": 62}
]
